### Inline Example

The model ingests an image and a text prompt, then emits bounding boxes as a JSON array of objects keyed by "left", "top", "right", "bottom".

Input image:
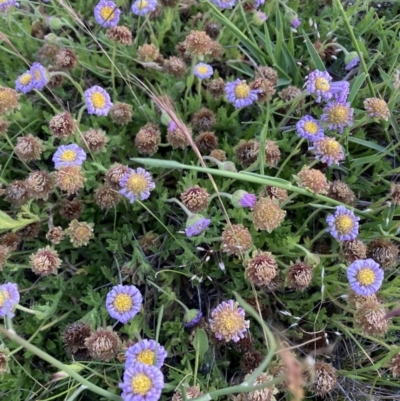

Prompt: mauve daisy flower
[
  {"left": 345, "top": 53, "right": 360, "bottom": 71},
  {"left": 52, "top": 144, "right": 87, "bottom": 169},
  {"left": 347, "top": 259, "right": 384, "bottom": 296},
  {"left": 84, "top": 85, "right": 113, "bottom": 116},
  {"left": 326, "top": 206, "right": 359, "bottom": 241},
  {"left": 131, "top": 0, "right": 157, "bottom": 16},
  {"left": 0, "top": 282, "right": 20, "bottom": 318},
  {"left": 119, "top": 167, "right": 155, "bottom": 203},
  {"left": 15, "top": 71, "right": 36, "bottom": 94},
  {"left": 106, "top": 284, "right": 143, "bottom": 324},
  {"left": 210, "top": 0, "right": 236, "bottom": 9},
  {"left": 296, "top": 115, "right": 325, "bottom": 141},
  {"left": 0, "top": 0, "right": 17, "bottom": 13},
  {"left": 225, "top": 79, "right": 260, "bottom": 108},
  {"left": 309, "top": 137, "right": 345, "bottom": 166},
  {"left": 30, "top": 62, "right": 49, "bottom": 90},
  {"left": 125, "top": 339, "right": 167, "bottom": 369},
  {"left": 185, "top": 215, "right": 211, "bottom": 237},
  {"left": 305, "top": 70, "right": 349, "bottom": 103},
  {"left": 254, "top": 0, "right": 265, "bottom": 7},
  {"left": 193, "top": 63, "right": 213, "bottom": 79},
  {"left": 321, "top": 101, "right": 354, "bottom": 133},
  {"left": 94, "top": 0, "right": 121, "bottom": 27},
  {"left": 231, "top": 190, "right": 257, "bottom": 208},
  {"left": 119, "top": 364, "right": 164, "bottom": 401},
  {"left": 209, "top": 300, "right": 250, "bottom": 342},
  {"left": 290, "top": 17, "right": 301, "bottom": 29}
]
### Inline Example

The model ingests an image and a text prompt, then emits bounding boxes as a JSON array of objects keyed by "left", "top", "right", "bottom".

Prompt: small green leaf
[
  {"left": 192, "top": 328, "right": 209, "bottom": 363},
  {"left": 303, "top": 32, "right": 325, "bottom": 71},
  {"left": 348, "top": 72, "right": 366, "bottom": 104}
]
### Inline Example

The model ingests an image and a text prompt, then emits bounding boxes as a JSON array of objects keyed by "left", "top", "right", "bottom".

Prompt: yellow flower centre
[
  {"left": 335, "top": 215, "right": 354, "bottom": 234},
  {"left": 137, "top": 0, "right": 148, "bottom": 9},
  {"left": 34, "top": 70, "right": 41, "bottom": 80},
  {"left": 131, "top": 373, "right": 152, "bottom": 395},
  {"left": 113, "top": 293, "right": 133, "bottom": 313},
  {"left": 136, "top": 349, "right": 155, "bottom": 365},
  {"left": 100, "top": 5, "right": 114, "bottom": 20},
  {"left": 75, "top": 227, "right": 90, "bottom": 238},
  {"left": 127, "top": 174, "right": 148, "bottom": 195},
  {"left": 214, "top": 309, "right": 243, "bottom": 337},
  {"left": 323, "top": 138, "right": 340, "bottom": 154},
  {"left": 328, "top": 105, "right": 349, "bottom": 124},
  {"left": 61, "top": 150, "right": 77, "bottom": 162},
  {"left": 196, "top": 65, "right": 210, "bottom": 75},
  {"left": 91, "top": 92, "right": 106, "bottom": 109},
  {"left": 19, "top": 73, "right": 33, "bottom": 86},
  {"left": 357, "top": 268, "right": 376, "bottom": 286},
  {"left": 235, "top": 82, "right": 250, "bottom": 99},
  {"left": 315, "top": 77, "right": 330, "bottom": 92},
  {"left": 304, "top": 121, "right": 318, "bottom": 135},
  {"left": 0, "top": 290, "right": 10, "bottom": 308}
]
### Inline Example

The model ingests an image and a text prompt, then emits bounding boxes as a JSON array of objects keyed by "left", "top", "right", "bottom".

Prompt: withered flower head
[
  {"left": 367, "top": 238, "right": 399, "bottom": 269},
  {"left": 6, "top": 180, "right": 29, "bottom": 205},
  {"left": 105, "top": 26, "right": 132, "bottom": 45},
  {"left": 172, "top": 385, "right": 203, "bottom": 401},
  {"left": 286, "top": 262, "right": 312, "bottom": 290},
  {"left": 166, "top": 124, "right": 190, "bottom": 149},
  {"left": 255, "top": 66, "right": 278, "bottom": 85},
  {"left": 245, "top": 372, "right": 278, "bottom": 401},
  {"left": 252, "top": 197, "right": 286, "bottom": 232},
  {"left": 181, "top": 185, "right": 209, "bottom": 213},
  {"left": 26, "top": 170, "right": 54, "bottom": 200},
  {"left": 240, "top": 350, "right": 263, "bottom": 373},
  {"left": 137, "top": 43, "right": 160, "bottom": 62},
  {"left": 250, "top": 78, "right": 276, "bottom": 102},
  {"left": 265, "top": 140, "right": 281, "bottom": 167},
  {"left": 46, "top": 226, "right": 65, "bottom": 245},
  {"left": 15, "top": 134, "right": 42, "bottom": 162},
  {"left": 49, "top": 112, "right": 76, "bottom": 139},
  {"left": 195, "top": 131, "right": 218, "bottom": 153},
  {"left": 0, "top": 87, "right": 19, "bottom": 114},
  {"left": 210, "top": 41, "right": 223, "bottom": 60},
  {"left": 105, "top": 163, "right": 129, "bottom": 189},
  {"left": 0, "top": 245, "right": 10, "bottom": 271},
  {"left": 164, "top": 56, "right": 187, "bottom": 78},
  {"left": 0, "top": 118, "right": 9, "bottom": 135},
  {"left": 347, "top": 290, "right": 378, "bottom": 310},
  {"left": 309, "top": 362, "right": 337, "bottom": 398},
  {"left": 0, "top": 232, "right": 21, "bottom": 252},
  {"left": 135, "top": 123, "right": 161, "bottom": 156},
  {"left": 60, "top": 199, "right": 83, "bottom": 220},
  {"left": 278, "top": 85, "right": 305, "bottom": 110},
  {"left": 297, "top": 166, "right": 329, "bottom": 194},
  {"left": 328, "top": 180, "right": 356, "bottom": 206},
  {"left": 29, "top": 246, "right": 62, "bottom": 276},
  {"left": 62, "top": 321, "right": 92, "bottom": 355},
  {"left": 210, "top": 149, "right": 226, "bottom": 162},
  {"left": 192, "top": 108, "right": 216, "bottom": 131},
  {"left": 340, "top": 239, "right": 367, "bottom": 263},
  {"left": 138, "top": 231, "right": 162, "bottom": 254},
  {"left": 235, "top": 139, "right": 259, "bottom": 167},
  {"left": 364, "top": 97, "right": 390, "bottom": 121},
  {"left": 205, "top": 21, "right": 221, "bottom": 39},
  {"left": 390, "top": 182, "right": 400, "bottom": 206},
  {"left": 0, "top": 352, "right": 7, "bottom": 373},
  {"left": 47, "top": 66, "right": 64, "bottom": 88},
  {"left": 55, "top": 49, "right": 77, "bottom": 70},
  {"left": 183, "top": 30, "right": 213, "bottom": 56},
  {"left": 94, "top": 185, "right": 121, "bottom": 210},
  {"left": 245, "top": 250, "right": 277, "bottom": 287},
  {"left": 390, "top": 352, "right": 400, "bottom": 378},
  {"left": 207, "top": 77, "right": 225, "bottom": 98},
  {"left": 82, "top": 129, "right": 107, "bottom": 153},
  {"left": 84, "top": 327, "right": 121, "bottom": 362},
  {"left": 264, "top": 186, "right": 288, "bottom": 203},
  {"left": 65, "top": 220, "right": 94, "bottom": 247},
  {"left": 37, "top": 44, "right": 60, "bottom": 64},
  {"left": 355, "top": 298, "right": 389, "bottom": 336},
  {"left": 109, "top": 102, "right": 133, "bottom": 125},
  {"left": 221, "top": 224, "right": 252, "bottom": 256},
  {"left": 16, "top": 222, "right": 41, "bottom": 240},
  {"left": 56, "top": 166, "right": 86, "bottom": 195}
]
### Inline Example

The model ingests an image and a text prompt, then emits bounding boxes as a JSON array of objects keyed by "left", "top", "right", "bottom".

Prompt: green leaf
[
  {"left": 0, "top": 210, "right": 40, "bottom": 233},
  {"left": 348, "top": 137, "right": 392, "bottom": 154},
  {"left": 192, "top": 328, "right": 209, "bottom": 363},
  {"left": 348, "top": 72, "right": 366, "bottom": 104},
  {"left": 303, "top": 32, "right": 325, "bottom": 71}
]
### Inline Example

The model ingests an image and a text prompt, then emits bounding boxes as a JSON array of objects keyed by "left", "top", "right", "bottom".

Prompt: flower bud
[{"left": 231, "top": 190, "right": 257, "bottom": 208}]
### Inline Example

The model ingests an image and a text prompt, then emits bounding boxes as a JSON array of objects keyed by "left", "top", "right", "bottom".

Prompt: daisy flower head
[
  {"left": 345, "top": 52, "right": 360, "bottom": 71},
  {"left": 209, "top": 300, "right": 250, "bottom": 342},
  {"left": 94, "top": 0, "right": 120, "bottom": 27},
  {"left": 309, "top": 137, "right": 345, "bottom": 166},
  {"left": 106, "top": 284, "right": 143, "bottom": 324},
  {"left": 125, "top": 339, "right": 167, "bottom": 369},
  {"left": 15, "top": 70, "right": 36, "bottom": 94},
  {"left": 0, "top": 0, "right": 17, "bottom": 13},
  {"left": 326, "top": 205, "right": 359, "bottom": 241},
  {"left": 225, "top": 79, "right": 260, "bottom": 108},
  {"left": 84, "top": 85, "right": 113, "bottom": 116},
  {"left": 30, "top": 62, "right": 49, "bottom": 91},
  {"left": 347, "top": 259, "right": 384, "bottom": 296},
  {"left": 193, "top": 63, "right": 214, "bottom": 79},
  {"left": 210, "top": 0, "right": 236, "bottom": 9},
  {"left": 183, "top": 309, "right": 203, "bottom": 328},
  {"left": 290, "top": 17, "right": 301, "bottom": 29},
  {"left": 119, "top": 364, "right": 164, "bottom": 401},
  {"left": 231, "top": 190, "right": 257, "bottom": 209},
  {"left": 305, "top": 70, "right": 332, "bottom": 103},
  {"left": 119, "top": 167, "right": 155, "bottom": 203},
  {"left": 131, "top": 0, "right": 157, "bottom": 16},
  {"left": 0, "top": 282, "right": 20, "bottom": 318},
  {"left": 185, "top": 214, "right": 211, "bottom": 237},
  {"left": 52, "top": 144, "right": 87, "bottom": 170},
  {"left": 296, "top": 115, "right": 325, "bottom": 141},
  {"left": 321, "top": 101, "right": 354, "bottom": 133}
]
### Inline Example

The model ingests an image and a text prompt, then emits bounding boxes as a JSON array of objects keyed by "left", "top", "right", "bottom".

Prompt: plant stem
[
  {"left": 33, "top": 90, "right": 59, "bottom": 113},
  {"left": 259, "top": 100, "right": 270, "bottom": 175},
  {"left": 166, "top": 198, "right": 192, "bottom": 217},
  {"left": 15, "top": 304, "right": 46, "bottom": 318},
  {"left": 277, "top": 138, "right": 304, "bottom": 177},
  {"left": 0, "top": 326, "right": 122, "bottom": 401},
  {"left": 49, "top": 71, "right": 84, "bottom": 97},
  {"left": 111, "top": 45, "right": 117, "bottom": 98}
]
